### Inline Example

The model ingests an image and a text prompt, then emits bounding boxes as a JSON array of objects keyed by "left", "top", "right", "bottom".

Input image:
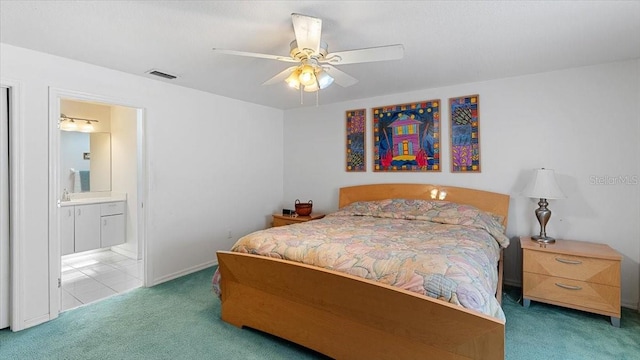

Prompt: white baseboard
[
  {"left": 19, "top": 313, "right": 51, "bottom": 331},
  {"left": 110, "top": 246, "right": 137, "bottom": 260},
  {"left": 151, "top": 260, "right": 218, "bottom": 286},
  {"left": 622, "top": 299, "right": 638, "bottom": 310}
]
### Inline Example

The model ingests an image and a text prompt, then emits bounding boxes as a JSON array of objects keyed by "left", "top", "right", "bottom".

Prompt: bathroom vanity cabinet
[
  {"left": 61, "top": 200, "right": 126, "bottom": 255},
  {"left": 100, "top": 201, "right": 126, "bottom": 247}
]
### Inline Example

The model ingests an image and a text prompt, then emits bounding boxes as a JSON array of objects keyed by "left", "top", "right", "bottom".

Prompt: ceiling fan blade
[
  {"left": 323, "top": 65, "right": 358, "bottom": 87},
  {"left": 212, "top": 48, "right": 298, "bottom": 63},
  {"left": 291, "top": 13, "right": 322, "bottom": 55},
  {"left": 262, "top": 66, "right": 299, "bottom": 86},
  {"left": 322, "top": 44, "right": 404, "bottom": 65}
]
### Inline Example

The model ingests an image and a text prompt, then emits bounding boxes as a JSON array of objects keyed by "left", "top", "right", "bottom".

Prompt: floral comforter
[{"left": 212, "top": 199, "right": 510, "bottom": 320}]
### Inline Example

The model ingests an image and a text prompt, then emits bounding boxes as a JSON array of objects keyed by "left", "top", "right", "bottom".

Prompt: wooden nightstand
[
  {"left": 521, "top": 237, "right": 622, "bottom": 327},
  {"left": 271, "top": 213, "right": 325, "bottom": 227}
]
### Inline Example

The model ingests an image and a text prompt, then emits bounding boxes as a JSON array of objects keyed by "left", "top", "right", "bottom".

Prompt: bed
[{"left": 213, "top": 183, "right": 510, "bottom": 359}]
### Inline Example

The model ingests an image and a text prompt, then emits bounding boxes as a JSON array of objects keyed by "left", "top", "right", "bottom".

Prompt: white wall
[
  {"left": 282, "top": 59, "right": 640, "bottom": 309},
  {"left": 89, "top": 132, "right": 111, "bottom": 192},
  {"left": 110, "top": 105, "right": 139, "bottom": 258},
  {"left": 0, "top": 43, "right": 284, "bottom": 329}
]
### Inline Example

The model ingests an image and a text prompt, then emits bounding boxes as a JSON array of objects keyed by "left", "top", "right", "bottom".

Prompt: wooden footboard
[{"left": 217, "top": 251, "right": 505, "bottom": 360}]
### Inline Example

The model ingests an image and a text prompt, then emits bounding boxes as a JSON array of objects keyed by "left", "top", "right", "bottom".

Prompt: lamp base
[{"left": 531, "top": 235, "right": 556, "bottom": 244}]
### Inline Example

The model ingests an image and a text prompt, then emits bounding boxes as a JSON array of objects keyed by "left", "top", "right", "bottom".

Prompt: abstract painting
[
  {"left": 346, "top": 109, "right": 366, "bottom": 172},
  {"left": 373, "top": 100, "right": 440, "bottom": 172},
  {"left": 449, "top": 95, "right": 480, "bottom": 172}
]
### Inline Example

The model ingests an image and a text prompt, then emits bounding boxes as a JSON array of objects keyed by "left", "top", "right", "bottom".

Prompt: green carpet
[{"left": 0, "top": 267, "right": 638, "bottom": 359}]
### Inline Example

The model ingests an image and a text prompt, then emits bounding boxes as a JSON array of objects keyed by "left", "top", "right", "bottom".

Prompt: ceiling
[{"left": 1, "top": 1, "right": 639, "bottom": 110}]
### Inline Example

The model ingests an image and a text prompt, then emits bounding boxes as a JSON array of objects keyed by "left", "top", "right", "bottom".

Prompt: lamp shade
[
  {"left": 298, "top": 65, "right": 316, "bottom": 86},
  {"left": 316, "top": 70, "right": 334, "bottom": 89},
  {"left": 285, "top": 70, "right": 301, "bottom": 89},
  {"left": 303, "top": 82, "right": 319, "bottom": 92},
  {"left": 522, "top": 168, "right": 565, "bottom": 199}
]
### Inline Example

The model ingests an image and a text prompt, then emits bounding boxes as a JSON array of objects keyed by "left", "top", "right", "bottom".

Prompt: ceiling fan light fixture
[
  {"left": 285, "top": 69, "right": 301, "bottom": 89},
  {"left": 303, "top": 82, "right": 319, "bottom": 92},
  {"left": 298, "top": 64, "right": 316, "bottom": 86},
  {"left": 213, "top": 13, "right": 405, "bottom": 101},
  {"left": 316, "top": 70, "right": 334, "bottom": 89}
]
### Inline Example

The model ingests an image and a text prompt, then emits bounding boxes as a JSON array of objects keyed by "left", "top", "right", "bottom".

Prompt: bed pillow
[
  {"left": 331, "top": 198, "right": 509, "bottom": 248},
  {"left": 486, "top": 212, "right": 506, "bottom": 226},
  {"left": 332, "top": 199, "right": 394, "bottom": 217},
  {"left": 385, "top": 199, "right": 509, "bottom": 248},
  {"left": 378, "top": 198, "right": 436, "bottom": 216}
]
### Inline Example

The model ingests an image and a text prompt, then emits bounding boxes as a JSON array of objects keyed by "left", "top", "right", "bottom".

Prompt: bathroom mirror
[{"left": 60, "top": 131, "right": 111, "bottom": 193}]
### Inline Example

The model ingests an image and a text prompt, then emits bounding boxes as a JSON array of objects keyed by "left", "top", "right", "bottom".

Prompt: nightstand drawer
[
  {"left": 523, "top": 272, "right": 620, "bottom": 317},
  {"left": 273, "top": 217, "right": 299, "bottom": 227},
  {"left": 271, "top": 213, "right": 325, "bottom": 227},
  {"left": 523, "top": 250, "right": 620, "bottom": 286}
]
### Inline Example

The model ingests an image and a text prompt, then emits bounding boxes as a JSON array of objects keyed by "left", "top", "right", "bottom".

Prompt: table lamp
[{"left": 522, "top": 168, "right": 565, "bottom": 243}]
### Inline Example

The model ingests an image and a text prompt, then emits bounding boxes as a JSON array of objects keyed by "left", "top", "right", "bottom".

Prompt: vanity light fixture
[
  {"left": 60, "top": 114, "right": 99, "bottom": 132},
  {"left": 80, "top": 121, "right": 95, "bottom": 133},
  {"left": 60, "top": 119, "right": 78, "bottom": 131}
]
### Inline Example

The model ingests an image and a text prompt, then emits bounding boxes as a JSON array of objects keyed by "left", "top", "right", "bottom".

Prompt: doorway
[
  {"left": 48, "top": 88, "right": 146, "bottom": 316},
  {"left": 61, "top": 249, "right": 143, "bottom": 311}
]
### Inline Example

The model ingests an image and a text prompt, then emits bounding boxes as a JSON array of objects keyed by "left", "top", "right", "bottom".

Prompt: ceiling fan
[{"left": 212, "top": 13, "right": 404, "bottom": 93}]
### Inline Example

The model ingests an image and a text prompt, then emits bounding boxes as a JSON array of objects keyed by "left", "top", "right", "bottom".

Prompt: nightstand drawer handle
[
  {"left": 555, "top": 283, "right": 582, "bottom": 291},
  {"left": 555, "top": 257, "right": 582, "bottom": 265}
]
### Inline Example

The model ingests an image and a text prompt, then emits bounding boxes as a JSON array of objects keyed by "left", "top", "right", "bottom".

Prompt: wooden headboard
[{"left": 339, "top": 183, "right": 510, "bottom": 227}]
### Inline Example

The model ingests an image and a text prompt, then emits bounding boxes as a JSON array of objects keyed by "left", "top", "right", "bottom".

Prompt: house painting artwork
[{"left": 373, "top": 100, "right": 440, "bottom": 172}]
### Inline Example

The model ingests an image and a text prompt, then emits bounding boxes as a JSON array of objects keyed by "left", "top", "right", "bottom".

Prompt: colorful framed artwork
[
  {"left": 449, "top": 94, "right": 480, "bottom": 172},
  {"left": 373, "top": 100, "right": 440, "bottom": 172},
  {"left": 346, "top": 109, "right": 366, "bottom": 172}
]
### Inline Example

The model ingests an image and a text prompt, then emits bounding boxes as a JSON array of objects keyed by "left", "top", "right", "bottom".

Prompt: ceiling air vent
[{"left": 146, "top": 69, "right": 177, "bottom": 80}]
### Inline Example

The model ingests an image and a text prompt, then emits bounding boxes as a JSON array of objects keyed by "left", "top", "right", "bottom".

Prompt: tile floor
[{"left": 61, "top": 250, "right": 143, "bottom": 311}]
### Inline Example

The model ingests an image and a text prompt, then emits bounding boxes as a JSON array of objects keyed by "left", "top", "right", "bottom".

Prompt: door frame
[
  {"left": 0, "top": 86, "right": 9, "bottom": 329},
  {"left": 1, "top": 78, "right": 24, "bottom": 330},
  {"left": 48, "top": 87, "right": 147, "bottom": 317}
]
